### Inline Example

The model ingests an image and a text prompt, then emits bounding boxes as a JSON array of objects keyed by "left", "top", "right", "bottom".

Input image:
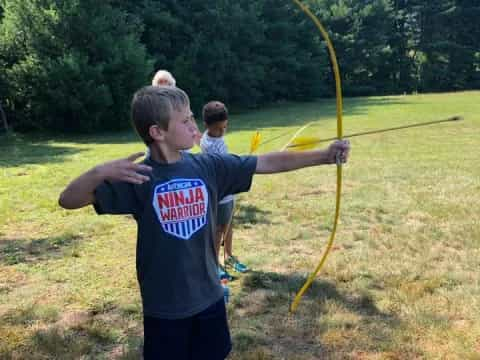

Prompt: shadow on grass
[
  {"left": 0, "top": 130, "right": 147, "bottom": 168},
  {"left": 234, "top": 203, "right": 273, "bottom": 228},
  {"left": 243, "top": 271, "right": 388, "bottom": 316},
  {"left": 230, "top": 270, "right": 402, "bottom": 359},
  {"left": 56, "top": 131, "right": 140, "bottom": 145},
  {"left": 0, "top": 271, "right": 404, "bottom": 359},
  {"left": 0, "top": 316, "right": 140, "bottom": 359},
  {"left": 0, "top": 96, "right": 416, "bottom": 168},
  {"left": 0, "top": 299, "right": 144, "bottom": 359},
  {"left": 230, "top": 96, "right": 414, "bottom": 132},
  {"left": 0, "top": 133, "right": 85, "bottom": 168},
  {"left": 0, "top": 233, "right": 82, "bottom": 266}
]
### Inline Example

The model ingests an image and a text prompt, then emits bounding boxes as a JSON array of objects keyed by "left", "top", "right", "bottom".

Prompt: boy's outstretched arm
[
  {"left": 58, "top": 153, "right": 152, "bottom": 209},
  {"left": 256, "top": 140, "right": 350, "bottom": 174}
]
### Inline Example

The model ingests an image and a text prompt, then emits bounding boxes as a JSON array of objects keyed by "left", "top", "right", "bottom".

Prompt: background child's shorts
[
  {"left": 143, "top": 298, "right": 231, "bottom": 360},
  {"left": 217, "top": 200, "right": 234, "bottom": 225}
]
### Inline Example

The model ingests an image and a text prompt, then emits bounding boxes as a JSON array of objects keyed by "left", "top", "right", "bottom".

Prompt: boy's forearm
[
  {"left": 59, "top": 152, "right": 152, "bottom": 210},
  {"left": 58, "top": 166, "right": 106, "bottom": 209},
  {"left": 256, "top": 150, "right": 331, "bottom": 174}
]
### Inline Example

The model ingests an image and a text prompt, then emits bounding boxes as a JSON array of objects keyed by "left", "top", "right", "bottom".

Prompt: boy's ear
[{"left": 149, "top": 124, "right": 166, "bottom": 142}]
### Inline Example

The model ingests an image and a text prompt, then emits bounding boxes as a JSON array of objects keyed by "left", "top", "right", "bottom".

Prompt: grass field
[{"left": 1, "top": 91, "right": 479, "bottom": 359}]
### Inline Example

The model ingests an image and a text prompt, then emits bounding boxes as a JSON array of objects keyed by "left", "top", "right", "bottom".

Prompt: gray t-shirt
[
  {"left": 200, "top": 132, "right": 234, "bottom": 204},
  {"left": 94, "top": 152, "right": 257, "bottom": 319}
]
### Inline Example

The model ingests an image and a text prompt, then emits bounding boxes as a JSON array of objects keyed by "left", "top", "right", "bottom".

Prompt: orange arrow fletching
[{"left": 288, "top": 136, "right": 321, "bottom": 151}]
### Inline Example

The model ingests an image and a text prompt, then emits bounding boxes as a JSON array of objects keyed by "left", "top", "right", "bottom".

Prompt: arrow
[{"left": 287, "top": 116, "right": 463, "bottom": 151}]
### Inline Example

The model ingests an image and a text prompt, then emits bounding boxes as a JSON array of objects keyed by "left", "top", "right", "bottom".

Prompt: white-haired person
[{"left": 152, "top": 69, "right": 176, "bottom": 87}]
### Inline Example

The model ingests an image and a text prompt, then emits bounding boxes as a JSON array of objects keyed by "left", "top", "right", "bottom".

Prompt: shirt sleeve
[
  {"left": 93, "top": 180, "right": 142, "bottom": 216},
  {"left": 209, "top": 154, "right": 257, "bottom": 199}
]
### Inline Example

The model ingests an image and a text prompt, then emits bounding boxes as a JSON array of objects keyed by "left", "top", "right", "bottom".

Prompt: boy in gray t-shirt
[{"left": 58, "top": 86, "right": 350, "bottom": 360}]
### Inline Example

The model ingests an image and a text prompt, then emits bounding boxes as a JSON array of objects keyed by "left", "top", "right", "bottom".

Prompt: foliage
[
  {"left": 0, "top": 0, "right": 152, "bottom": 132},
  {"left": 0, "top": 0, "right": 478, "bottom": 132}
]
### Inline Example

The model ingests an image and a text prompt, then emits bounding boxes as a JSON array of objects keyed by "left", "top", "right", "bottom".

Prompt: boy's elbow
[
  {"left": 58, "top": 190, "right": 89, "bottom": 210},
  {"left": 58, "top": 191, "right": 72, "bottom": 209}
]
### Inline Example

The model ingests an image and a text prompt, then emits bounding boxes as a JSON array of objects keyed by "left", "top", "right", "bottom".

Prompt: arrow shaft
[{"left": 287, "top": 116, "right": 462, "bottom": 148}]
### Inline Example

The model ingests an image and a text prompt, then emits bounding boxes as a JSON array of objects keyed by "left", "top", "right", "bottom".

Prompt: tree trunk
[{"left": 0, "top": 103, "right": 8, "bottom": 132}]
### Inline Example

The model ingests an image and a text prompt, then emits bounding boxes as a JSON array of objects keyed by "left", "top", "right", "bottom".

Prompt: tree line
[{"left": 0, "top": 0, "right": 478, "bottom": 132}]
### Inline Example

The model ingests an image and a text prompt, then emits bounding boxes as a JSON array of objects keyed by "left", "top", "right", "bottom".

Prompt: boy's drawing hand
[
  {"left": 97, "top": 152, "right": 152, "bottom": 184},
  {"left": 327, "top": 140, "right": 350, "bottom": 164}
]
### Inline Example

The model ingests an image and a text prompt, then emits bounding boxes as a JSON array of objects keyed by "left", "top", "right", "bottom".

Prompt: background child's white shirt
[{"left": 200, "top": 132, "right": 234, "bottom": 204}]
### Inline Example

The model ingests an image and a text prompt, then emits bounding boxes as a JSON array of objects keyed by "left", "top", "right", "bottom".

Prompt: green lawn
[{"left": 1, "top": 91, "right": 479, "bottom": 359}]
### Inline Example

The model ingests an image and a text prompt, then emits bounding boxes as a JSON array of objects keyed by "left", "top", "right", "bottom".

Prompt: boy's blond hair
[
  {"left": 131, "top": 86, "right": 189, "bottom": 145},
  {"left": 151, "top": 70, "right": 176, "bottom": 87}
]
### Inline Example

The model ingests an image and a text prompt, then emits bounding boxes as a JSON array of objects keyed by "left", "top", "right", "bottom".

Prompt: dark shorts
[
  {"left": 217, "top": 200, "right": 234, "bottom": 225},
  {"left": 143, "top": 298, "right": 231, "bottom": 360}
]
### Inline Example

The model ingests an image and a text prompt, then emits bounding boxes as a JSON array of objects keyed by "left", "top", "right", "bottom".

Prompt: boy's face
[
  {"left": 206, "top": 120, "right": 228, "bottom": 138},
  {"left": 164, "top": 106, "right": 198, "bottom": 150}
]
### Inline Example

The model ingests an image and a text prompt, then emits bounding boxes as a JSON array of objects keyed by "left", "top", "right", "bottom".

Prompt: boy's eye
[{"left": 183, "top": 115, "right": 194, "bottom": 124}]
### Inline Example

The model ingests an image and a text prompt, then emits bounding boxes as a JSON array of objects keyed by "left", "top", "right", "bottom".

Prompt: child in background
[{"left": 200, "top": 101, "right": 248, "bottom": 280}]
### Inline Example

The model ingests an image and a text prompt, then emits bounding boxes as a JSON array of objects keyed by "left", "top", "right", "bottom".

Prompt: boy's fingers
[
  {"left": 337, "top": 139, "right": 350, "bottom": 149},
  {"left": 135, "top": 164, "right": 153, "bottom": 173},
  {"left": 335, "top": 152, "right": 342, "bottom": 165},
  {"left": 334, "top": 142, "right": 349, "bottom": 164},
  {"left": 125, "top": 169, "right": 150, "bottom": 182},
  {"left": 126, "top": 152, "right": 145, "bottom": 162},
  {"left": 131, "top": 170, "right": 151, "bottom": 182},
  {"left": 124, "top": 174, "right": 149, "bottom": 184},
  {"left": 123, "top": 175, "right": 144, "bottom": 185},
  {"left": 139, "top": 174, "right": 150, "bottom": 182},
  {"left": 336, "top": 153, "right": 347, "bottom": 164},
  {"left": 330, "top": 140, "right": 349, "bottom": 164},
  {"left": 337, "top": 140, "right": 350, "bottom": 163}
]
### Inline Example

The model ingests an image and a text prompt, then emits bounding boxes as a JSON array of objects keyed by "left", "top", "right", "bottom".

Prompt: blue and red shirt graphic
[{"left": 152, "top": 179, "right": 209, "bottom": 240}]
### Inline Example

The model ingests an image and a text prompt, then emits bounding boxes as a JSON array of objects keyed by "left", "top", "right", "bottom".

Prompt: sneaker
[
  {"left": 225, "top": 256, "right": 249, "bottom": 273},
  {"left": 218, "top": 264, "right": 233, "bottom": 281}
]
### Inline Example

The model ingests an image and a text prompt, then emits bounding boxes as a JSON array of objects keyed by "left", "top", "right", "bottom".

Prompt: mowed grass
[{"left": 0, "top": 91, "right": 479, "bottom": 359}]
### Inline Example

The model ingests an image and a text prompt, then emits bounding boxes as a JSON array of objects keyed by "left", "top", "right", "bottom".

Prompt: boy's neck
[
  {"left": 206, "top": 130, "right": 222, "bottom": 138},
  {"left": 149, "top": 144, "right": 182, "bottom": 164}
]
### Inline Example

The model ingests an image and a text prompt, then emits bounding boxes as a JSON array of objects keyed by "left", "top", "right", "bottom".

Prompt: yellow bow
[{"left": 289, "top": 0, "right": 344, "bottom": 313}]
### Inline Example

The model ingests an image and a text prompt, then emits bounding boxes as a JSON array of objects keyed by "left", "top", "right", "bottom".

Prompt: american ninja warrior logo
[{"left": 152, "top": 179, "right": 209, "bottom": 240}]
